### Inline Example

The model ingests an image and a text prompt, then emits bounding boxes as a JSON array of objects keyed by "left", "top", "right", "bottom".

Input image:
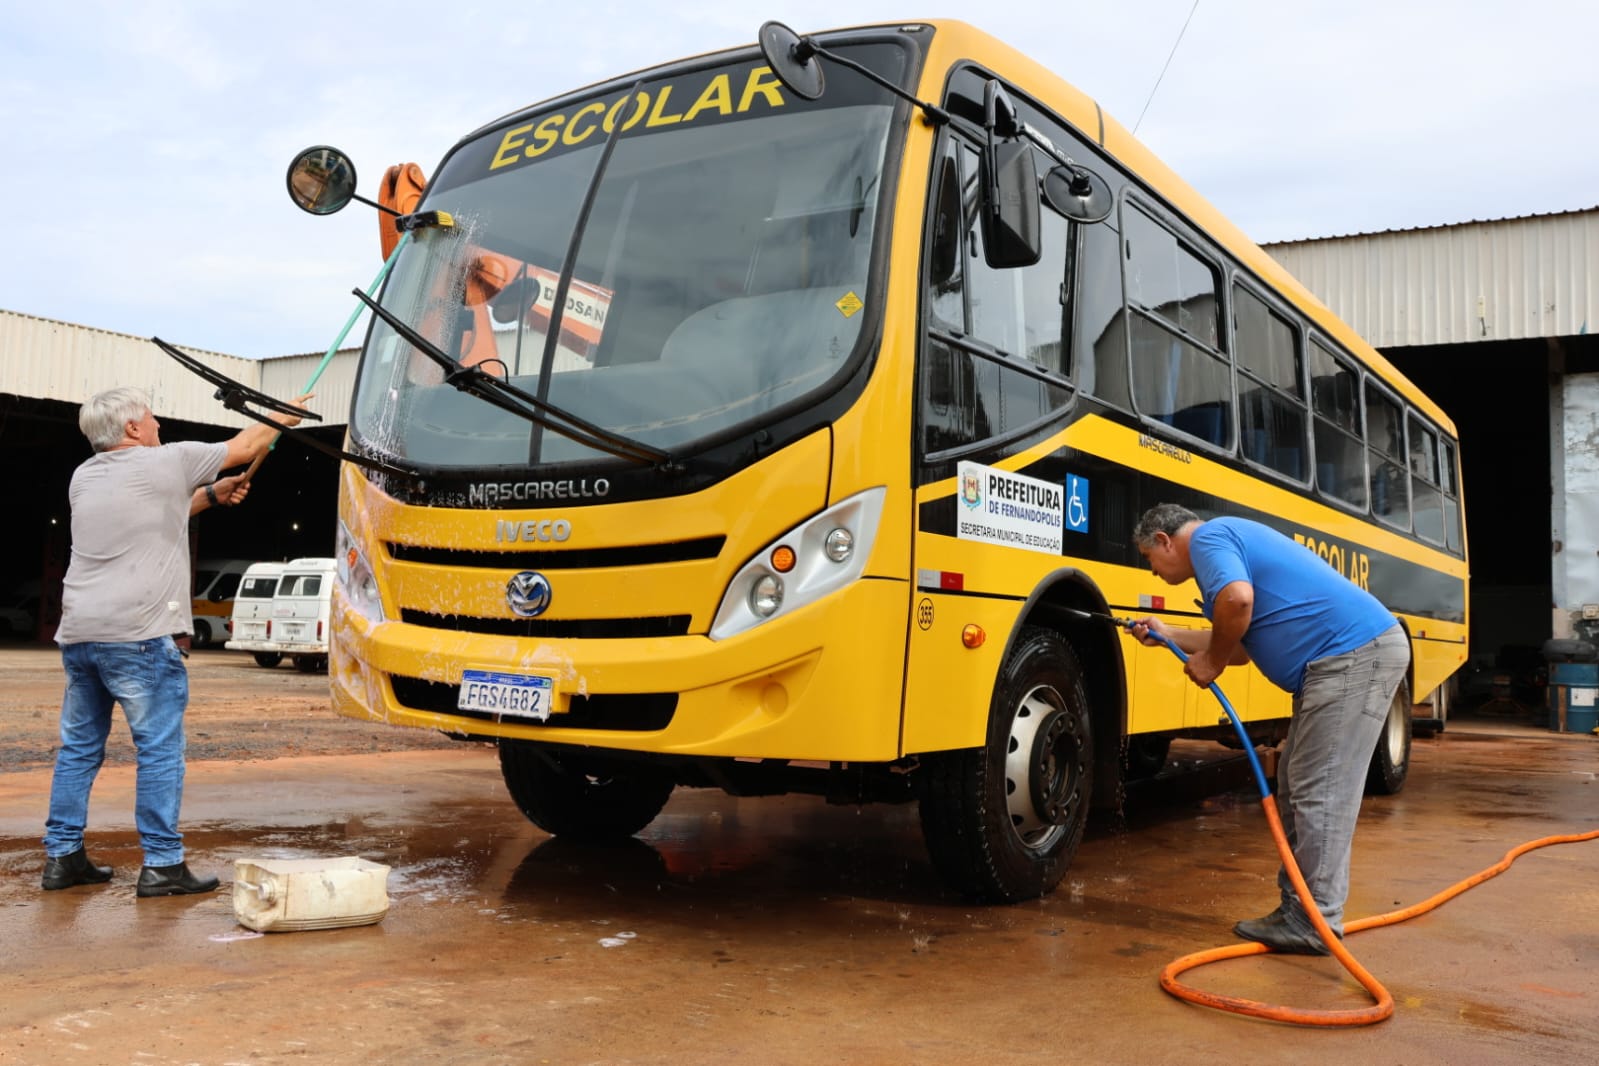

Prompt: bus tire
[
  {"left": 253, "top": 652, "right": 283, "bottom": 668},
  {"left": 498, "top": 741, "right": 674, "bottom": 840},
  {"left": 1365, "top": 678, "right": 1412, "bottom": 796},
  {"left": 1122, "top": 735, "right": 1172, "bottom": 780},
  {"left": 917, "top": 626, "right": 1093, "bottom": 903},
  {"left": 192, "top": 619, "right": 214, "bottom": 648},
  {"left": 293, "top": 654, "right": 327, "bottom": 673}
]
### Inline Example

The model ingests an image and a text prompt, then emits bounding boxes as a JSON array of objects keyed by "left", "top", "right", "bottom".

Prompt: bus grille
[
  {"left": 390, "top": 676, "right": 677, "bottom": 731},
  {"left": 386, "top": 536, "right": 725, "bottom": 569},
  {"left": 400, "top": 610, "right": 692, "bottom": 639}
]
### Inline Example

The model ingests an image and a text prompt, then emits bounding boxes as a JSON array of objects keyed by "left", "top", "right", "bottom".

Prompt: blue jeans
[{"left": 44, "top": 637, "right": 190, "bottom": 867}]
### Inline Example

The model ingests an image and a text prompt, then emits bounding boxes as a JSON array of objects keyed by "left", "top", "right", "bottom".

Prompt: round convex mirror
[
  {"left": 758, "top": 21, "right": 825, "bottom": 100},
  {"left": 286, "top": 146, "right": 358, "bottom": 216},
  {"left": 1042, "top": 164, "right": 1114, "bottom": 225}
]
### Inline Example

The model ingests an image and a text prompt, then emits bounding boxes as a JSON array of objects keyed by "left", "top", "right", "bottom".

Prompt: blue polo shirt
[{"left": 1189, "top": 518, "right": 1398, "bottom": 694}]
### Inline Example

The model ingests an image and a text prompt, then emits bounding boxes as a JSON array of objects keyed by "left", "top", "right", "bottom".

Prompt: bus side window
[
  {"left": 919, "top": 137, "right": 1071, "bottom": 455},
  {"left": 1073, "top": 217, "right": 1129, "bottom": 407},
  {"left": 926, "top": 142, "right": 965, "bottom": 334},
  {"left": 1232, "top": 282, "right": 1307, "bottom": 480},
  {"left": 1365, "top": 382, "right": 1410, "bottom": 531},
  {"left": 1309, "top": 338, "right": 1367, "bottom": 509},
  {"left": 961, "top": 142, "right": 1062, "bottom": 364},
  {"left": 1441, "top": 437, "right": 1463, "bottom": 554},
  {"left": 1407, "top": 412, "right": 1446, "bottom": 544},
  {"left": 1123, "top": 202, "right": 1231, "bottom": 448}
]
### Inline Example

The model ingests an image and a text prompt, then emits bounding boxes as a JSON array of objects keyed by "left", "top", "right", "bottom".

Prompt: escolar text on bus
[
  {"left": 490, "top": 68, "right": 788, "bottom": 170},
  {"left": 1294, "top": 531, "right": 1371, "bottom": 590}
]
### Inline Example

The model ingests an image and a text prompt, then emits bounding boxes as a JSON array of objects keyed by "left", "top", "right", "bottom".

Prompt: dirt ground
[
  {"left": 1, "top": 644, "right": 1595, "bottom": 1065},
  {"left": 0, "top": 645, "right": 466, "bottom": 771}
]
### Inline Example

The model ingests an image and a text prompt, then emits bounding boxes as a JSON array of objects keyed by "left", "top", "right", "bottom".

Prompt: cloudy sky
[{"left": 2, "top": 1, "right": 1592, "bottom": 359}]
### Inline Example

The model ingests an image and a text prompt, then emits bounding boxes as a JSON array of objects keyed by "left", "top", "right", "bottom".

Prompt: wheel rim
[
  {"left": 1003, "top": 683, "right": 1082, "bottom": 850},
  {"left": 1382, "top": 692, "right": 1407, "bottom": 765}
]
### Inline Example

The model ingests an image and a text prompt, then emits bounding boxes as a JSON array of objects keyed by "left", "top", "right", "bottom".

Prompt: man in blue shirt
[{"left": 1130, "top": 503, "right": 1408, "bottom": 955}]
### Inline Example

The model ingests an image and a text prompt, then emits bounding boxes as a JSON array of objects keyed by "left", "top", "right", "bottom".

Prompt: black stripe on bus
[{"left": 916, "top": 426, "right": 1465, "bottom": 624}]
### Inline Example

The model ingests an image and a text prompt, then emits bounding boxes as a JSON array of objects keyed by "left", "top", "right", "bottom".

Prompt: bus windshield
[{"left": 350, "top": 45, "right": 908, "bottom": 470}]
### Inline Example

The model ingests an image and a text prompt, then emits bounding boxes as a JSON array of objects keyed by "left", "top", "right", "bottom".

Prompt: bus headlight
[
  {"left": 335, "top": 520, "right": 385, "bottom": 623},
  {"left": 710, "top": 487, "right": 885, "bottom": 640},
  {"left": 749, "top": 574, "right": 784, "bottom": 617},
  {"left": 824, "top": 527, "right": 854, "bottom": 563}
]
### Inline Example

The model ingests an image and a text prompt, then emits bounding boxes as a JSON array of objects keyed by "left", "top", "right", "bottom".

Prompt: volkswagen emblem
[{"left": 506, "top": 571, "right": 552, "bottom": 618}]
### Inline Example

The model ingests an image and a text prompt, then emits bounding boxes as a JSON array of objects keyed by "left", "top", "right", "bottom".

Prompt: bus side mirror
[
  {"left": 981, "top": 138, "right": 1042, "bottom": 268},
  {"left": 287, "top": 145, "right": 359, "bottom": 216},
  {"left": 980, "top": 81, "right": 1041, "bottom": 268}
]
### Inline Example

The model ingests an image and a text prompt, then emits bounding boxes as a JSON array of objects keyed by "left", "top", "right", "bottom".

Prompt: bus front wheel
[
  {"left": 1364, "top": 678, "right": 1412, "bottom": 795},
  {"left": 498, "top": 741, "right": 675, "bottom": 840},
  {"left": 917, "top": 627, "right": 1093, "bottom": 903}
]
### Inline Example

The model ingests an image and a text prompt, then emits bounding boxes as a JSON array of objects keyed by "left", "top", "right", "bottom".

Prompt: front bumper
[{"left": 329, "top": 577, "right": 909, "bottom": 762}]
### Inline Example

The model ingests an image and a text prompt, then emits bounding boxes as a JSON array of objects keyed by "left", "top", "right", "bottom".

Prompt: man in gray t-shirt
[{"left": 43, "top": 385, "right": 306, "bottom": 897}]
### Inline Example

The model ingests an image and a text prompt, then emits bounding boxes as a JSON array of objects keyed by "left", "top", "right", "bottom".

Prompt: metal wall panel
[
  {"left": 1265, "top": 209, "right": 1598, "bottom": 349},
  {"left": 258, "top": 349, "right": 359, "bottom": 429},
  {"left": 0, "top": 310, "right": 355, "bottom": 428}
]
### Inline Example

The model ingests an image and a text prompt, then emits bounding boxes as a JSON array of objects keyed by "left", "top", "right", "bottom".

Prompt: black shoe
[
  {"left": 1232, "top": 911, "right": 1335, "bottom": 956},
  {"left": 41, "top": 848, "right": 114, "bottom": 890},
  {"left": 136, "top": 862, "right": 220, "bottom": 898}
]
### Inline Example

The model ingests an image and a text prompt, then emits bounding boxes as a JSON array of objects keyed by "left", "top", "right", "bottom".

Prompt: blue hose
[{"left": 1137, "top": 628, "right": 1272, "bottom": 798}]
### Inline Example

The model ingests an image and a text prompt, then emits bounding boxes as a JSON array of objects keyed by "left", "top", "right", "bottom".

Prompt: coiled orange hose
[{"left": 1160, "top": 799, "right": 1599, "bottom": 1026}]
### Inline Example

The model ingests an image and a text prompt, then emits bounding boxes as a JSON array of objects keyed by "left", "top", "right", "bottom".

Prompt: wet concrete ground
[{"left": 0, "top": 713, "right": 1594, "bottom": 1063}]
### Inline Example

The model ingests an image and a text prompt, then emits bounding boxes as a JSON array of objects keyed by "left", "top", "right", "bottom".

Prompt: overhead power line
[{"left": 1133, "top": 0, "right": 1201, "bottom": 135}]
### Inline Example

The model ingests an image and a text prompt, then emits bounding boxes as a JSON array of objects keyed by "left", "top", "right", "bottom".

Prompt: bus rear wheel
[
  {"left": 253, "top": 652, "right": 283, "bottom": 668},
  {"left": 1364, "top": 678, "right": 1412, "bottom": 795},
  {"left": 498, "top": 741, "right": 675, "bottom": 840},
  {"left": 917, "top": 627, "right": 1093, "bottom": 903}
]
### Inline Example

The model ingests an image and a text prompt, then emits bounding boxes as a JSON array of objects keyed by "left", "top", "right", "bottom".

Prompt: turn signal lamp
[
  {"left": 770, "top": 545, "right": 796, "bottom": 573},
  {"left": 962, "top": 624, "right": 986, "bottom": 649}
]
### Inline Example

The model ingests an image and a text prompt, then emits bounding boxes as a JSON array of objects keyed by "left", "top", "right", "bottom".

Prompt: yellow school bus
[{"left": 296, "top": 20, "right": 1467, "bottom": 902}]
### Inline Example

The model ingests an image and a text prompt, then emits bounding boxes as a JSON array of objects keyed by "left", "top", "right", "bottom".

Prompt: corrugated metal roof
[
  {"left": 0, "top": 308, "right": 357, "bottom": 428},
  {"left": 1262, "top": 210, "right": 1597, "bottom": 348},
  {"left": 1264, "top": 205, "right": 1599, "bottom": 248}
]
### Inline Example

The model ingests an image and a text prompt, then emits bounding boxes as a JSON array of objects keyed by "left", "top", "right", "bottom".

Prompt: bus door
[{"left": 904, "top": 121, "right": 1077, "bottom": 753}]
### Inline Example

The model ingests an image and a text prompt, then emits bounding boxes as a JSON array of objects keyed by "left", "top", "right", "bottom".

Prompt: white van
[
  {"left": 271, "top": 558, "right": 337, "bottom": 673},
  {"left": 224, "top": 562, "right": 289, "bottom": 667},
  {"left": 192, "top": 558, "right": 253, "bottom": 648}
]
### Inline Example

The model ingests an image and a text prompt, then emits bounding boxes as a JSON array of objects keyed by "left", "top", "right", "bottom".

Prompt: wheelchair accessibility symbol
[{"left": 1065, "top": 474, "right": 1089, "bottom": 533}]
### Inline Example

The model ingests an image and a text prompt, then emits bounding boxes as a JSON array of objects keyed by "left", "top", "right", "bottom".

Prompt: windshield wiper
[
  {"left": 350, "top": 288, "right": 673, "bottom": 468},
  {"left": 150, "top": 337, "right": 419, "bottom": 482},
  {"left": 529, "top": 81, "right": 638, "bottom": 465}
]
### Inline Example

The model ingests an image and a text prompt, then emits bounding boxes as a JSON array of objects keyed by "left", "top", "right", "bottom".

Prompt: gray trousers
[{"left": 1274, "top": 625, "right": 1410, "bottom": 935}]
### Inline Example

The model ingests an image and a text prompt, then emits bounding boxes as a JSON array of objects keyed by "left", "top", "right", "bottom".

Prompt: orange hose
[{"left": 1159, "top": 797, "right": 1599, "bottom": 1027}]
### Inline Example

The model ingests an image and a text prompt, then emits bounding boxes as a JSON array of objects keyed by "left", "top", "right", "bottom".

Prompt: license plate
[{"left": 458, "top": 669, "right": 557, "bottom": 720}]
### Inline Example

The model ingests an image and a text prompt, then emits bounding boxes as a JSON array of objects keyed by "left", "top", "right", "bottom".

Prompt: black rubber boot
[
  {"left": 136, "top": 862, "right": 220, "bottom": 898},
  {"left": 42, "top": 848, "right": 114, "bottom": 891}
]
